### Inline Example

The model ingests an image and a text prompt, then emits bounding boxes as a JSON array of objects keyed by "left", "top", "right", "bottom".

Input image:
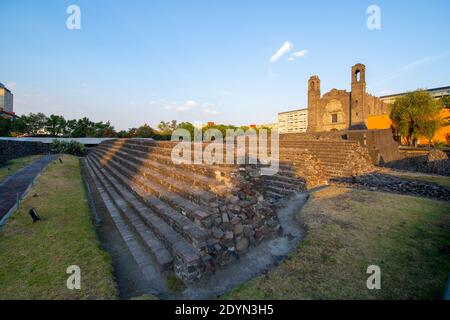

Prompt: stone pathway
[{"left": 0, "top": 155, "right": 56, "bottom": 226}]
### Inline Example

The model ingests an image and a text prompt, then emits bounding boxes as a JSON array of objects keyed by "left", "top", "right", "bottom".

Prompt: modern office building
[
  {"left": 379, "top": 86, "right": 450, "bottom": 104},
  {"left": 0, "top": 83, "right": 14, "bottom": 113},
  {"left": 278, "top": 108, "right": 308, "bottom": 134}
]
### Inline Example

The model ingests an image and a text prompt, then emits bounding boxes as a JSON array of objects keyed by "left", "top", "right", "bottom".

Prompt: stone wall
[
  {"left": 343, "top": 129, "right": 402, "bottom": 165},
  {"left": 0, "top": 140, "right": 49, "bottom": 166},
  {"left": 385, "top": 148, "right": 450, "bottom": 176},
  {"left": 279, "top": 132, "right": 376, "bottom": 181},
  {"left": 281, "top": 129, "right": 403, "bottom": 167}
]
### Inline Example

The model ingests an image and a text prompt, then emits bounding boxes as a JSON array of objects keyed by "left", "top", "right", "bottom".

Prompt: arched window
[{"left": 355, "top": 70, "right": 361, "bottom": 82}]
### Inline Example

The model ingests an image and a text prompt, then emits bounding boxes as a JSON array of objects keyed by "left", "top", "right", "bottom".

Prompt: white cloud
[
  {"left": 270, "top": 41, "right": 294, "bottom": 63},
  {"left": 161, "top": 100, "right": 196, "bottom": 111},
  {"left": 151, "top": 99, "right": 218, "bottom": 114},
  {"left": 186, "top": 100, "right": 198, "bottom": 107},
  {"left": 202, "top": 103, "right": 218, "bottom": 114},
  {"left": 288, "top": 49, "right": 307, "bottom": 61}
]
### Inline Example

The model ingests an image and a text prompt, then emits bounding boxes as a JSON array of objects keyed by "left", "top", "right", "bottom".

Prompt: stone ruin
[
  {"left": 425, "top": 149, "right": 450, "bottom": 176},
  {"left": 81, "top": 136, "right": 376, "bottom": 282}
]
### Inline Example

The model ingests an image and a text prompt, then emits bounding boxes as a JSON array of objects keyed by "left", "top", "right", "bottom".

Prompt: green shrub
[
  {"left": 153, "top": 133, "right": 171, "bottom": 141},
  {"left": 50, "top": 139, "right": 86, "bottom": 156}
]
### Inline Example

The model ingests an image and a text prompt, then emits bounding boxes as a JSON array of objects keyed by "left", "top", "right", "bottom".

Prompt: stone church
[{"left": 307, "top": 63, "right": 389, "bottom": 132}]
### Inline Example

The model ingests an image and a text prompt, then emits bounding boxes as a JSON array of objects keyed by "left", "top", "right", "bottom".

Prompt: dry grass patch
[
  {"left": 0, "top": 155, "right": 117, "bottom": 300},
  {"left": 224, "top": 187, "right": 450, "bottom": 300}
]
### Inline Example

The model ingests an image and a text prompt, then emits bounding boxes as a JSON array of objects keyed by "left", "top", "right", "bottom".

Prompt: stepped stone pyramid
[{"left": 81, "top": 136, "right": 373, "bottom": 282}]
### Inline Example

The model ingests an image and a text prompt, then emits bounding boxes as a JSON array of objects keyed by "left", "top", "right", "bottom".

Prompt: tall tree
[
  {"left": 93, "top": 121, "right": 116, "bottom": 137},
  {"left": 390, "top": 90, "right": 442, "bottom": 146},
  {"left": 10, "top": 116, "right": 28, "bottom": 135},
  {"left": 64, "top": 119, "right": 78, "bottom": 137},
  {"left": 72, "top": 117, "right": 94, "bottom": 137},
  {"left": 177, "top": 122, "right": 195, "bottom": 139},
  {"left": 157, "top": 120, "right": 178, "bottom": 133},
  {"left": 46, "top": 114, "right": 66, "bottom": 136},
  {"left": 22, "top": 113, "right": 47, "bottom": 135},
  {"left": 136, "top": 124, "right": 155, "bottom": 138},
  {"left": 0, "top": 117, "right": 12, "bottom": 136}
]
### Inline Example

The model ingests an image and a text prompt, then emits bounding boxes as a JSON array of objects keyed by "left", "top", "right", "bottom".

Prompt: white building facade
[{"left": 278, "top": 108, "right": 308, "bottom": 134}]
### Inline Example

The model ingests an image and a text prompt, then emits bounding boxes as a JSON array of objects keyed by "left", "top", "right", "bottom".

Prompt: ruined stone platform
[{"left": 81, "top": 137, "right": 374, "bottom": 283}]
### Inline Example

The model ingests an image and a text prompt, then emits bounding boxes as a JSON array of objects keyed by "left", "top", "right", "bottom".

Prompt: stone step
[
  {"left": 93, "top": 151, "right": 219, "bottom": 215},
  {"left": 94, "top": 144, "right": 229, "bottom": 195},
  {"left": 89, "top": 151, "right": 214, "bottom": 228},
  {"left": 281, "top": 153, "right": 350, "bottom": 163},
  {"left": 264, "top": 176, "right": 305, "bottom": 191},
  {"left": 96, "top": 143, "right": 237, "bottom": 180},
  {"left": 266, "top": 184, "right": 297, "bottom": 196},
  {"left": 280, "top": 140, "right": 359, "bottom": 145},
  {"left": 102, "top": 140, "right": 280, "bottom": 167},
  {"left": 266, "top": 190, "right": 286, "bottom": 200},
  {"left": 276, "top": 162, "right": 323, "bottom": 175},
  {"left": 98, "top": 143, "right": 229, "bottom": 191},
  {"left": 81, "top": 159, "right": 171, "bottom": 282},
  {"left": 324, "top": 169, "right": 354, "bottom": 177},
  {"left": 279, "top": 148, "right": 353, "bottom": 159},
  {"left": 281, "top": 142, "right": 359, "bottom": 147},
  {"left": 86, "top": 156, "right": 205, "bottom": 281},
  {"left": 84, "top": 157, "right": 174, "bottom": 271},
  {"left": 91, "top": 148, "right": 220, "bottom": 208},
  {"left": 265, "top": 173, "right": 308, "bottom": 185},
  {"left": 104, "top": 139, "right": 190, "bottom": 150},
  {"left": 279, "top": 145, "right": 354, "bottom": 152},
  {"left": 87, "top": 154, "right": 209, "bottom": 250}
]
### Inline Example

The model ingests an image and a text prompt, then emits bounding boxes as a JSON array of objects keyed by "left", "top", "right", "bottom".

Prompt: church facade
[{"left": 307, "top": 63, "right": 389, "bottom": 132}]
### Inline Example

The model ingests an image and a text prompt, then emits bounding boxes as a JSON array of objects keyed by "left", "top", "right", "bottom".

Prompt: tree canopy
[
  {"left": 0, "top": 113, "right": 266, "bottom": 141},
  {"left": 390, "top": 90, "right": 442, "bottom": 145}
]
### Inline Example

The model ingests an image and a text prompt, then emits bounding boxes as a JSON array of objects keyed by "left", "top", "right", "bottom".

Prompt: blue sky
[{"left": 1, "top": 0, "right": 449, "bottom": 130}]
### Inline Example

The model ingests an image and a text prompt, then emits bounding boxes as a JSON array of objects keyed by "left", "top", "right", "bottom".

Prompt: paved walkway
[{"left": 0, "top": 155, "right": 56, "bottom": 225}]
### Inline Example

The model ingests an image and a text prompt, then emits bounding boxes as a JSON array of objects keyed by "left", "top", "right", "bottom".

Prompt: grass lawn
[
  {"left": 385, "top": 171, "right": 450, "bottom": 189},
  {"left": 0, "top": 155, "right": 43, "bottom": 183},
  {"left": 0, "top": 155, "right": 118, "bottom": 300},
  {"left": 224, "top": 187, "right": 450, "bottom": 300}
]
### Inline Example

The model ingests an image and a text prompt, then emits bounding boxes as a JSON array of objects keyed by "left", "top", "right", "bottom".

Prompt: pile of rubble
[
  {"left": 330, "top": 172, "right": 450, "bottom": 202},
  {"left": 425, "top": 149, "right": 450, "bottom": 176}
]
